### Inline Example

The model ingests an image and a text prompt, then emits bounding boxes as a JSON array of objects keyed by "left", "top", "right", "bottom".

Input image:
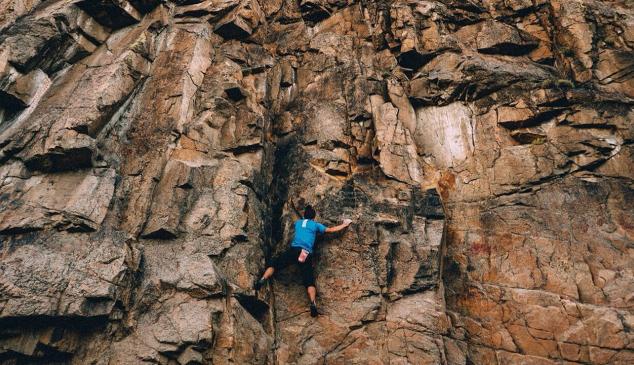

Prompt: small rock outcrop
[{"left": 0, "top": 1, "right": 632, "bottom": 364}]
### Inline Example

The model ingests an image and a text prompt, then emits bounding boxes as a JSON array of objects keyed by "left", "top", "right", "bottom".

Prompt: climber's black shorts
[{"left": 271, "top": 247, "right": 315, "bottom": 287}]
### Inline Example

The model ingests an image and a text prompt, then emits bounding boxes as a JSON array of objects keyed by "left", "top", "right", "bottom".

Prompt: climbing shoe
[
  {"left": 253, "top": 278, "right": 266, "bottom": 291},
  {"left": 310, "top": 301, "right": 318, "bottom": 317}
]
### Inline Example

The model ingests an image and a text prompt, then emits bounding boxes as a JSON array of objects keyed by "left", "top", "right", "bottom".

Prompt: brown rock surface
[{"left": 0, "top": 1, "right": 632, "bottom": 364}]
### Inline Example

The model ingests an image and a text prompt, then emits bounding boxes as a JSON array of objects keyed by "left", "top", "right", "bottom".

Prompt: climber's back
[{"left": 291, "top": 218, "right": 326, "bottom": 253}]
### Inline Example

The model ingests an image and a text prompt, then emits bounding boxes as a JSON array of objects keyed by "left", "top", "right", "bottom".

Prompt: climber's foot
[
  {"left": 253, "top": 278, "right": 266, "bottom": 291},
  {"left": 310, "top": 301, "right": 318, "bottom": 317}
]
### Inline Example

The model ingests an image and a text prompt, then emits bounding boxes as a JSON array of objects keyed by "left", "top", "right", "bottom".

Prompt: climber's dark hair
[{"left": 304, "top": 205, "right": 316, "bottom": 220}]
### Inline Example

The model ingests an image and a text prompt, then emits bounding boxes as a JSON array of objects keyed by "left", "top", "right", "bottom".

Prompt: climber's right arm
[{"left": 324, "top": 220, "right": 351, "bottom": 233}]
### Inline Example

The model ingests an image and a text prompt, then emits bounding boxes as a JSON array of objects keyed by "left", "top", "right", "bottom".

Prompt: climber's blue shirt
[{"left": 291, "top": 219, "right": 326, "bottom": 253}]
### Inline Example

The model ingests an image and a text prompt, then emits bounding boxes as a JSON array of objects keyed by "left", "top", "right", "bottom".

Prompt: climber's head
[{"left": 304, "top": 205, "right": 316, "bottom": 220}]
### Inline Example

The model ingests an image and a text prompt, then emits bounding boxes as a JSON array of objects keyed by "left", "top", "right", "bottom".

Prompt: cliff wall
[{"left": 0, "top": 1, "right": 632, "bottom": 364}]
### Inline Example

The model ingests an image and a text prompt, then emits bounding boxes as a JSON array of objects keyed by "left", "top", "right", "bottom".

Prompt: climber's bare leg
[
  {"left": 308, "top": 286, "right": 318, "bottom": 317},
  {"left": 254, "top": 267, "right": 275, "bottom": 290},
  {"left": 262, "top": 267, "right": 275, "bottom": 280},
  {"left": 307, "top": 285, "right": 316, "bottom": 302}
]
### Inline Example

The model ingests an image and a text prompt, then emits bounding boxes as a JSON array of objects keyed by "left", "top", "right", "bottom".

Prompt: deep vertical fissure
[{"left": 266, "top": 135, "right": 298, "bottom": 255}]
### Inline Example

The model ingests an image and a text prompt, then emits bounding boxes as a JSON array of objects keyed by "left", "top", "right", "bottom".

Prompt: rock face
[{"left": 0, "top": 1, "right": 632, "bottom": 364}]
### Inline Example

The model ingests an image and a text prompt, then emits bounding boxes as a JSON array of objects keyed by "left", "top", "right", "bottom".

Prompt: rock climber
[{"left": 254, "top": 205, "right": 352, "bottom": 317}]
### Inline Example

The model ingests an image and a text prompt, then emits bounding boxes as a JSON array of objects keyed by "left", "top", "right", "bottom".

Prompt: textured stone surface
[{"left": 0, "top": 1, "right": 632, "bottom": 364}]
